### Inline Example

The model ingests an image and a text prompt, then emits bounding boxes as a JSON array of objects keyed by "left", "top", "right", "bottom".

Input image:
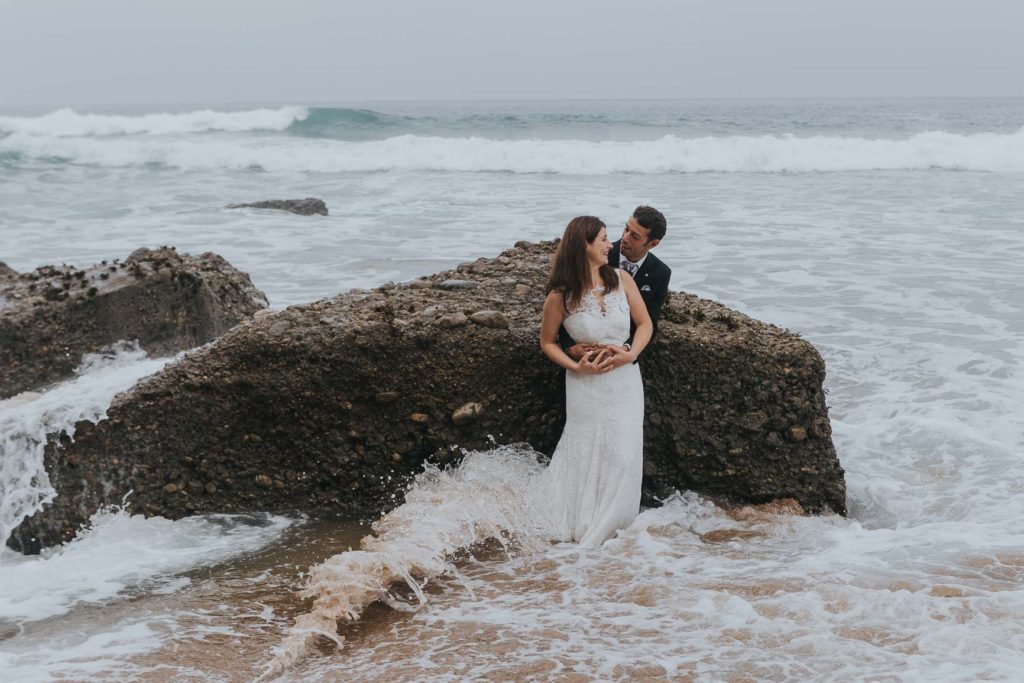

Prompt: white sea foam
[
  {"left": 0, "top": 510, "right": 293, "bottom": 682},
  {"left": 0, "top": 342, "right": 170, "bottom": 554},
  {"left": 3, "top": 127, "right": 1024, "bottom": 173},
  {"left": 0, "top": 618, "right": 172, "bottom": 683},
  {"left": 0, "top": 106, "right": 308, "bottom": 137},
  {"left": 0, "top": 341, "right": 295, "bottom": 674},
  {"left": 311, "top": 490, "right": 1024, "bottom": 682},
  {"left": 270, "top": 449, "right": 1024, "bottom": 682},
  {"left": 0, "top": 509, "right": 294, "bottom": 623}
]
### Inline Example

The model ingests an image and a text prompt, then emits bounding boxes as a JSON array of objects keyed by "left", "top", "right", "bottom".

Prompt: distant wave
[
  {"left": 0, "top": 107, "right": 671, "bottom": 141},
  {"left": 287, "top": 107, "right": 415, "bottom": 136},
  {"left": 2, "top": 128, "right": 1024, "bottom": 173},
  {"left": 0, "top": 106, "right": 308, "bottom": 137}
]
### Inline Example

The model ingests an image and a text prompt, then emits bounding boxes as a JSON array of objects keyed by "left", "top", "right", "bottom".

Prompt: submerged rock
[
  {"left": 225, "top": 198, "right": 328, "bottom": 216},
  {"left": 8, "top": 241, "right": 845, "bottom": 552},
  {"left": 0, "top": 247, "right": 268, "bottom": 399}
]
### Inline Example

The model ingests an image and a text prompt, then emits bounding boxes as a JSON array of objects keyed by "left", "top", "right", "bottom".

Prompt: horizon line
[{"left": 3, "top": 94, "right": 1024, "bottom": 111}]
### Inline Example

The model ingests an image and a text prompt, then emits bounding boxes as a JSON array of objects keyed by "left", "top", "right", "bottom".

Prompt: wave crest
[
  {"left": 0, "top": 106, "right": 308, "bottom": 137},
  {"left": 287, "top": 107, "right": 413, "bottom": 136},
  {"left": 3, "top": 126, "right": 1024, "bottom": 173}
]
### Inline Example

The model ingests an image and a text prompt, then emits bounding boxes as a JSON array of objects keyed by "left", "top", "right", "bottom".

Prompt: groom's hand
[
  {"left": 567, "top": 343, "right": 597, "bottom": 361},
  {"left": 605, "top": 345, "right": 637, "bottom": 370}
]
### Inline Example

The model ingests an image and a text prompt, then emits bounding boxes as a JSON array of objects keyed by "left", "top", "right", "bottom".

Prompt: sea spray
[
  {"left": 0, "top": 342, "right": 169, "bottom": 556},
  {"left": 260, "top": 445, "right": 552, "bottom": 679}
]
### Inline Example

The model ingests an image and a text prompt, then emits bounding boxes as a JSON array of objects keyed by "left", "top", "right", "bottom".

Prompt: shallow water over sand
[
  {"left": 0, "top": 518, "right": 366, "bottom": 681},
  {"left": 10, "top": 489, "right": 1021, "bottom": 682}
]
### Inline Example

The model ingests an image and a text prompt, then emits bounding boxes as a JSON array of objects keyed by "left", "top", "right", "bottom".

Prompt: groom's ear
[{"left": 646, "top": 238, "right": 661, "bottom": 250}]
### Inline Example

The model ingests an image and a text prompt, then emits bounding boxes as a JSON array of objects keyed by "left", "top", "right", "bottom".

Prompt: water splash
[
  {"left": 259, "top": 445, "right": 551, "bottom": 680},
  {"left": 0, "top": 342, "right": 169, "bottom": 557}
]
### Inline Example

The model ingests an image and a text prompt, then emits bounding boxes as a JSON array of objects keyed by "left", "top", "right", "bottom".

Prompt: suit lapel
[{"left": 634, "top": 251, "right": 657, "bottom": 284}]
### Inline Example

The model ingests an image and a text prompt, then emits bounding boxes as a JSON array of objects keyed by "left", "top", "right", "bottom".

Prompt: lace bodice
[{"left": 563, "top": 276, "right": 631, "bottom": 346}]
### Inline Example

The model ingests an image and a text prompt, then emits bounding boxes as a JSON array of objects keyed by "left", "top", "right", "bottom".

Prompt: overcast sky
[{"left": 2, "top": 0, "right": 1023, "bottom": 106}]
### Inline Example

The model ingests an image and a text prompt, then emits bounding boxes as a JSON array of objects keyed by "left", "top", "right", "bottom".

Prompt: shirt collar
[{"left": 620, "top": 251, "right": 648, "bottom": 271}]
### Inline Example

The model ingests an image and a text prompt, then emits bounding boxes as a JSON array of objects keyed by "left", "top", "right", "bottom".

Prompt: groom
[{"left": 562, "top": 205, "right": 671, "bottom": 367}]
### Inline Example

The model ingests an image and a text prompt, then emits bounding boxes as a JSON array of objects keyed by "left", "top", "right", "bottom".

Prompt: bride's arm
[{"left": 540, "top": 291, "right": 609, "bottom": 373}]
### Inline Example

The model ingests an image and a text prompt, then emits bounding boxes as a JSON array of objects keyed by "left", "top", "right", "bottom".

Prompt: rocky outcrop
[
  {"left": 0, "top": 248, "right": 268, "bottom": 399},
  {"left": 8, "top": 241, "right": 845, "bottom": 553},
  {"left": 0, "top": 262, "right": 17, "bottom": 278},
  {"left": 225, "top": 198, "right": 328, "bottom": 216}
]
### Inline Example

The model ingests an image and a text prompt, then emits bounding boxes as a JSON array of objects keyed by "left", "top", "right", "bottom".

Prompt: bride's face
[{"left": 586, "top": 227, "right": 612, "bottom": 266}]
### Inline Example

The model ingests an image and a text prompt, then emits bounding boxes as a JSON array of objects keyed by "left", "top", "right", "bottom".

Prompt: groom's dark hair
[{"left": 633, "top": 205, "right": 666, "bottom": 242}]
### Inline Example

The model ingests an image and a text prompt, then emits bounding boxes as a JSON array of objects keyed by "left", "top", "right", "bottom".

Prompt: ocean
[{"left": 1, "top": 98, "right": 1023, "bottom": 681}]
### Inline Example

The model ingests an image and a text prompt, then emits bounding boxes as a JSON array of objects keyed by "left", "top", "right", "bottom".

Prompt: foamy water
[
  {"left": 0, "top": 344, "right": 298, "bottom": 681},
  {"left": 6, "top": 123, "right": 1024, "bottom": 173},
  {"left": 304, "top": 493, "right": 1024, "bottom": 682},
  {"left": 0, "top": 342, "right": 170, "bottom": 552},
  {"left": 1, "top": 99, "right": 1023, "bottom": 681}
]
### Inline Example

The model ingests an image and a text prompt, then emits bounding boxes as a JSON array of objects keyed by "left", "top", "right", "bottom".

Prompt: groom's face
[{"left": 620, "top": 217, "right": 660, "bottom": 262}]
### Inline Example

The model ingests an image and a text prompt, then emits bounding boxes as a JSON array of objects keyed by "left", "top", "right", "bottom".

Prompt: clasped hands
[{"left": 567, "top": 343, "right": 635, "bottom": 374}]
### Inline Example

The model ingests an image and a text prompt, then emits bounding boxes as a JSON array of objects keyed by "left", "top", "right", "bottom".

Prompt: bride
[{"left": 538, "top": 215, "right": 653, "bottom": 547}]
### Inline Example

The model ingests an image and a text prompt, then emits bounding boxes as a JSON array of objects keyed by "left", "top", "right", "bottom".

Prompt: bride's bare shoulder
[
  {"left": 618, "top": 271, "right": 639, "bottom": 292},
  {"left": 541, "top": 289, "right": 568, "bottom": 323},
  {"left": 544, "top": 289, "right": 565, "bottom": 305}
]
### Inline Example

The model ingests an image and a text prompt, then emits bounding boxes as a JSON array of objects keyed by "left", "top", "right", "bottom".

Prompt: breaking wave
[
  {"left": 287, "top": 107, "right": 415, "bottom": 137},
  {"left": 0, "top": 106, "right": 308, "bottom": 137},
  {"left": 3, "top": 127, "right": 1024, "bottom": 173}
]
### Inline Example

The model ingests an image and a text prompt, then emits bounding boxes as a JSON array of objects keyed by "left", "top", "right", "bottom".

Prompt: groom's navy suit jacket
[{"left": 558, "top": 240, "right": 672, "bottom": 355}]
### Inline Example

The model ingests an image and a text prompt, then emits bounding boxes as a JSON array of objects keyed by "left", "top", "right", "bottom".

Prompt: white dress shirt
[{"left": 619, "top": 252, "right": 648, "bottom": 276}]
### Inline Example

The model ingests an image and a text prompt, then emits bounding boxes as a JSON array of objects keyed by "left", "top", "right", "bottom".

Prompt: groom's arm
[
  {"left": 646, "top": 265, "right": 671, "bottom": 343},
  {"left": 624, "top": 264, "right": 671, "bottom": 359},
  {"left": 558, "top": 324, "right": 574, "bottom": 352},
  {"left": 622, "top": 264, "right": 671, "bottom": 366}
]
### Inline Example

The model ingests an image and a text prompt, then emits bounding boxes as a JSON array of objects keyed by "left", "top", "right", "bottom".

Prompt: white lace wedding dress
[{"left": 537, "top": 272, "right": 644, "bottom": 547}]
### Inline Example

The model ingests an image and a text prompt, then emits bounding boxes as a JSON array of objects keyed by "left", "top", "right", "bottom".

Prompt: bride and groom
[
  {"left": 537, "top": 206, "right": 671, "bottom": 547},
  {"left": 258, "top": 207, "right": 671, "bottom": 677}
]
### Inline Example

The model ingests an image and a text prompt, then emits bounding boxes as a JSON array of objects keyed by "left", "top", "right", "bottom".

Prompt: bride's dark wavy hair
[{"left": 546, "top": 215, "right": 619, "bottom": 312}]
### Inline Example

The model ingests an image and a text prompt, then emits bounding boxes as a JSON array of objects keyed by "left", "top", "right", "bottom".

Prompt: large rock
[
  {"left": 0, "top": 247, "right": 268, "bottom": 399},
  {"left": 225, "top": 198, "right": 328, "bottom": 216},
  {"left": 8, "top": 241, "right": 845, "bottom": 553}
]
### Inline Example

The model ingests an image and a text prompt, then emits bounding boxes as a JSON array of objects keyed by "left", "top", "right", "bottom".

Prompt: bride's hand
[{"left": 574, "top": 348, "right": 613, "bottom": 374}]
